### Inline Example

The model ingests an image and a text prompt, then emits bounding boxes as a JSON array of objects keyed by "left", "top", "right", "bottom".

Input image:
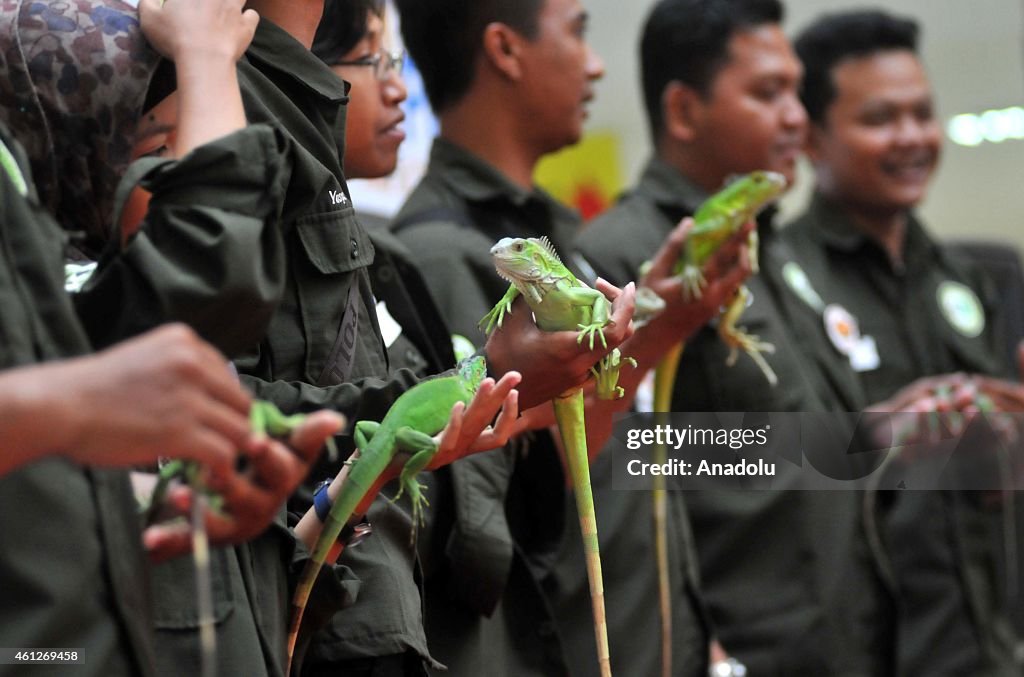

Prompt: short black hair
[
  {"left": 312, "top": 0, "right": 385, "bottom": 66},
  {"left": 394, "top": 0, "right": 544, "bottom": 113},
  {"left": 640, "top": 0, "right": 783, "bottom": 139},
  {"left": 794, "top": 9, "right": 919, "bottom": 125}
]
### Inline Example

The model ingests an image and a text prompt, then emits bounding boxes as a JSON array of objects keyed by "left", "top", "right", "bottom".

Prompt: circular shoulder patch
[
  {"left": 936, "top": 281, "right": 985, "bottom": 338},
  {"left": 823, "top": 304, "right": 861, "bottom": 355}
]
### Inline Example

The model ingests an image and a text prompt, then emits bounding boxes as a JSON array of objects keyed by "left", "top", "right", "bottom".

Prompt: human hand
[
  {"left": 865, "top": 373, "right": 1000, "bottom": 451},
  {"left": 971, "top": 375, "right": 1024, "bottom": 413},
  {"left": 638, "top": 217, "right": 754, "bottom": 345},
  {"left": 425, "top": 371, "right": 522, "bottom": 469},
  {"left": 370, "top": 371, "right": 522, "bottom": 486},
  {"left": 139, "top": 0, "right": 258, "bottom": 64},
  {"left": 143, "top": 409, "right": 343, "bottom": 561},
  {"left": 48, "top": 324, "right": 251, "bottom": 475},
  {"left": 484, "top": 282, "right": 636, "bottom": 409},
  {"left": 869, "top": 373, "right": 971, "bottom": 414}
]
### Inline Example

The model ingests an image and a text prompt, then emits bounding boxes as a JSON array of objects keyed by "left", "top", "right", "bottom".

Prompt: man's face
[
  {"left": 688, "top": 24, "right": 806, "bottom": 191},
  {"left": 331, "top": 11, "right": 407, "bottom": 180},
  {"left": 808, "top": 49, "right": 941, "bottom": 213},
  {"left": 518, "top": 0, "right": 604, "bottom": 153}
]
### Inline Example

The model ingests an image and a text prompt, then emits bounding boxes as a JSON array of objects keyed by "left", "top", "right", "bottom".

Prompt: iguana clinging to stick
[
  {"left": 481, "top": 236, "right": 633, "bottom": 677},
  {"left": 285, "top": 356, "right": 488, "bottom": 672}
]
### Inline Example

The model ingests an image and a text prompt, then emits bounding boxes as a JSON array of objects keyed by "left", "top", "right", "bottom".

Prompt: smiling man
[
  {"left": 788, "top": 9, "right": 1019, "bottom": 676},
  {"left": 389, "top": 0, "right": 777, "bottom": 671},
  {"left": 576, "top": 3, "right": 898, "bottom": 676}
]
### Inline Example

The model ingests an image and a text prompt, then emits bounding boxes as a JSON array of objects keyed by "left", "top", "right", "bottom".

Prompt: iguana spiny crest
[{"left": 490, "top": 236, "right": 573, "bottom": 305}]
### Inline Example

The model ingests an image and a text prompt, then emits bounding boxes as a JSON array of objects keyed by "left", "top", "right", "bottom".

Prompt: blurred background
[{"left": 358, "top": 0, "right": 1024, "bottom": 250}]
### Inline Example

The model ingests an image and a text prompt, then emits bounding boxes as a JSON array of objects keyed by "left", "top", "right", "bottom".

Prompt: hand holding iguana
[
  {"left": 644, "top": 170, "right": 785, "bottom": 677},
  {"left": 481, "top": 236, "right": 634, "bottom": 677},
  {"left": 286, "top": 358, "right": 520, "bottom": 672}
]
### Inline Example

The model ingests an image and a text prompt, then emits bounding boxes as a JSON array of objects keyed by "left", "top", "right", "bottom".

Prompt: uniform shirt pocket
[
  {"left": 150, "top": 547, "right": 235, "bottom": 629},
  {"left": 294, "top": 206, "right": 374, "bottom": 274},
  {"left": 291, "top": 208, "right": 380, "bottom": 383}
]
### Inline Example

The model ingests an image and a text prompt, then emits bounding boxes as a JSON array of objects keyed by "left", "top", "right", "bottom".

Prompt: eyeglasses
[{"left": 334, "top": 48, "right": 405, "bottom": 82}]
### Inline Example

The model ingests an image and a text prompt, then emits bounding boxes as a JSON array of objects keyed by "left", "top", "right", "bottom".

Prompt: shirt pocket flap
[{"left": 295, "top": 208, "right": 374, "bottom": 274}]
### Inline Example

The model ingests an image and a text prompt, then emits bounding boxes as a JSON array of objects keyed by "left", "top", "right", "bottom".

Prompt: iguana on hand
[
  {"left": 285, "top": 356, "right": 488, "bottom": 672},
  {"left": 143, "top": 400, "right": 326, "bottom": 677},
  {"left": 481, "top": 236, "right": 631, "bottom": 677},
  {"left": 660, "top": 169, "right": 788, "bottom": 392},
  {"left": 649, "top": 170, "right": 786, "bottom": 677}
]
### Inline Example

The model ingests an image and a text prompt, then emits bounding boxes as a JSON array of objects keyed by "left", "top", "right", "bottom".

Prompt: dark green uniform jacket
[
  {"left": 364, "top": 219, "right": 522, "bottom": 675},
  {"left": 3, "top": 9, "right": 304, "bottom": 674},
  {"left": 391, "top": 138, "right": 579, "bottom": 676},
  {"left": 73, "top": 125, "right": 291, "bottom": 358},
  {"left": 784, "top": 193, "right": 1019, "bottom": 677},
  {"left": 577, "top": 158, "right": 893, "bottom": 677},
  {"left": 231, "top": 19, "right": 432, "bottom": 673},
  {"left": 0, "top": 127, "right": 155, "bottom": 677},
  {"left": 93, "top": 127, "right": 311, "bottom": 677}
]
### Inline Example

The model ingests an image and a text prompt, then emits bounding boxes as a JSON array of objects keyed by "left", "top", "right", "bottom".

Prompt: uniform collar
[
  {"left": 246, "top": 18, "right": 349, "bottom": 104},
  {"left": 635, "top": 157, "right": 708, "bottom": 214},
  {"left": 806, "top": 191, "right": 937, "bottom": 272},
  {"left": 429, "top": 137, "right": 575, "bottom": 220},
  {"left": 636, "top": 157, "right": 779, "bottom": 236},
  {"left": 805, "top": 192, "right": 872, "bottom": 252}
]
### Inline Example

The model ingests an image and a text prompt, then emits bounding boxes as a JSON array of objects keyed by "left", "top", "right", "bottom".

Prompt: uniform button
[
  {"left": 351, "top": 239, "right": 359, "bottom": 258},
  {"left": 405, "top": 349, "right": 419, "bottom": 364}
]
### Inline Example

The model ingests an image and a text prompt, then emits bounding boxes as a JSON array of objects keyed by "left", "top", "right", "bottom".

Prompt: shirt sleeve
[{"left": 74, "top": 124, "right": 292, "bottom": 357}]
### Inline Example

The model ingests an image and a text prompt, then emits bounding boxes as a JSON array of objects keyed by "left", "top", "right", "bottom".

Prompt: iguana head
[
  {"left": 456, "top": 355, "right": 488, "bottom": 393},
  {"left": 490, "top": 236, "right": 565, "bottom": 289},
  {"left": 711, "top": 170, "right": 788, "bottom": 221}
]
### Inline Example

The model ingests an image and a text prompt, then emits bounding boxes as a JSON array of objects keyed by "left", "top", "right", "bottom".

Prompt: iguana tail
[
  {"left": 553, "top": 388, "right": 612, "bottom": 677},
  {"left": 286, "top": 458, "right": 387, "bottom": 674},
  {"left": 652, "top": 341, "right": 685, "bottom": 677}
]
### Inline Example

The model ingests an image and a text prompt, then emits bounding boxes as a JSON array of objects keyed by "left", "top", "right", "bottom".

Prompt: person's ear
[
  {"left": 662, "top": 81, "right": 704, "bottom": 143},
  {"left": 482, "top": 22, "right": 525, "bottom": 80}
]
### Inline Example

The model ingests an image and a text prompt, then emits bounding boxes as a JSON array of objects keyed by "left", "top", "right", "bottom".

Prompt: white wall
[{"left": 583, "top": 0, "right": 1024, "bottom": 249}]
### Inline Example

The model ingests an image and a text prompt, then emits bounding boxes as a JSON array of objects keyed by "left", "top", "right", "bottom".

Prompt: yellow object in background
[{"left": 534, "top": 131, "right": 625, "bottom": 221}]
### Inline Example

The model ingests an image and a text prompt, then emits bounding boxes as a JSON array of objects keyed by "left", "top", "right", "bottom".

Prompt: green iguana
[
  {"left": 659, "top": 169, "right": 788, "bottom": 393},
  {"left": 285, "top": 356, "right": 489, "bottom": 671},
  {"left": 143, "top": 400, "right": 327, "bottom": 677},
  {"left": 649, "top": 170, "right": 786, "bottom": 677},
  {"left": 481, "top": 236, "right": 632, "bottom": 677}
]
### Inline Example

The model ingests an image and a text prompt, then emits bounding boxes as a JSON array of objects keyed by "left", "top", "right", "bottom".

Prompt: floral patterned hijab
[{"left": 0, "top": 0, "right": 159, "bottom": 255}]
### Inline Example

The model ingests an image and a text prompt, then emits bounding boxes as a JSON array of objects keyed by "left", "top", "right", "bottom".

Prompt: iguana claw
[
  {"left": 480, "top": 301, "right": 512, "bottom": 335},
  {"left": 480, "top": 285, "right": 521, "bottom": 335},
  {"left": 576, "top": 323, "right": 608, "bottom": 350},
  {"left": 592, "top": 348, "right": 637, "bottom": 400},
  {"left": 391, "top": 474, "right": 431, "bottom": 544},
  {"left": 680, "top": 264, "right": 706, "bottom": 301},
  {"left": 721, "top": 326, "right": 778, "bottom": 386}
]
